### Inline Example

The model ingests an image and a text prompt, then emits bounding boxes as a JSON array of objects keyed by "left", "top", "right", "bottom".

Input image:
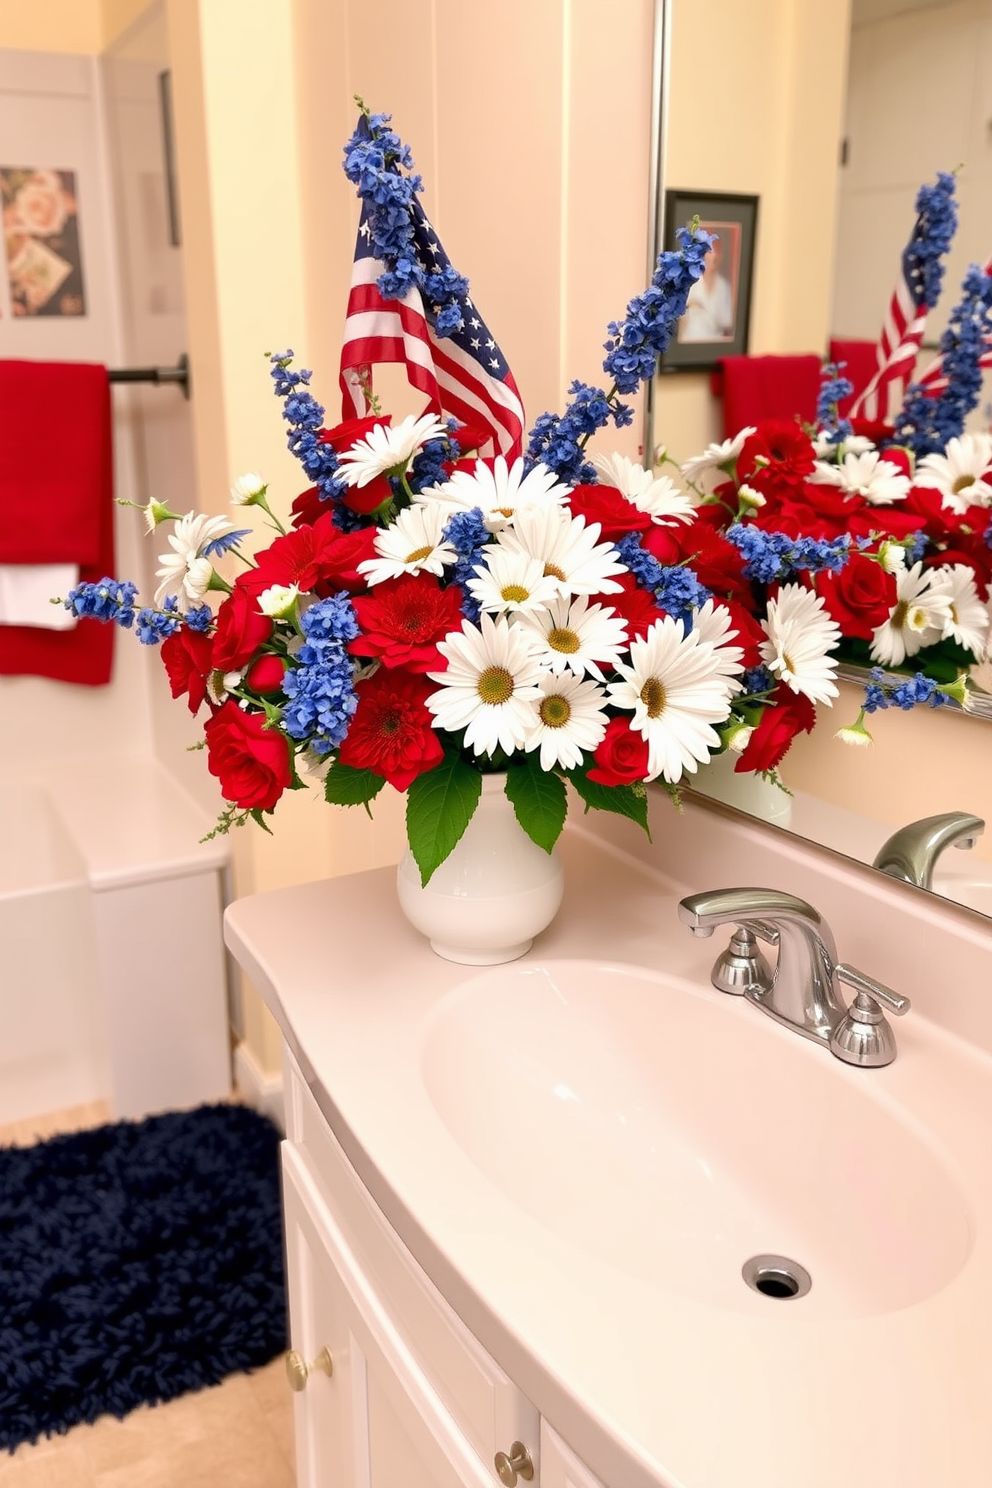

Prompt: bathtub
[
  {"left": 0, "top": 782, "right": 108, "bottom": 1125},
  {"left": 0, "top": 760, "right": 233, "bottom": 1127}
]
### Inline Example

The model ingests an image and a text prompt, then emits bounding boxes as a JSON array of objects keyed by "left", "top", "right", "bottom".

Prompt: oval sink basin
[{"left": 420, "top": 960, "right": 972, "bottom": 1317}]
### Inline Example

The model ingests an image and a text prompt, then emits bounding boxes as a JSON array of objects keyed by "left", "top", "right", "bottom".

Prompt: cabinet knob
[
  {"left": 285, "top": 1346, "right": 333, "bottom": 1392},
  {"left": 494, "top": 1441, "right": 535, "bottom": 1486}
]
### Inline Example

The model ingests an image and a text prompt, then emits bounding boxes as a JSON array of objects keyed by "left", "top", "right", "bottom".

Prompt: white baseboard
[{"left": 233, "top": 1041, "right": 285, "bottom": 1133}]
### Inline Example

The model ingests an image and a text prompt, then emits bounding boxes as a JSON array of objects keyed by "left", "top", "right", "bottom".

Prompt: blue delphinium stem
[
  {"left": 816, "top": 361, "right": 854, "bottom": 446},
  {"left": 725, "top": 526, "right": 851, "bottom": 582},
  {"left": 893, "top": 264, "right": 992, "bottom": 456},
  {"left": 902, "top": 171, "right": 958, "bottom": 313}
]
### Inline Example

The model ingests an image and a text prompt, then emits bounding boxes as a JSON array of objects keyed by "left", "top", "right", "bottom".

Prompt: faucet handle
[{"left": 829, "top": 963, "right": 911, "bottom": 1068}]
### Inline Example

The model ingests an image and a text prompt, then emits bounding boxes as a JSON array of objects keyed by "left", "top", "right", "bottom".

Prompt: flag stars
[
  {"left": 428, "top": 240, "right": 440, "bottom": 257},
  {"left": 489, "top": 357, "right": 500, "bottom": 370},
  {"left": 471, "top": 338, "right": 481, "bottom": 350},
  {"left": 359, "top": 220, "right": 371, "bottom": 240},
  {"left": 469, "top": 316, "right": 481, "bottom": 329},
  {"left": 486, "top": 338, "right": 496, "bottom": 350}
]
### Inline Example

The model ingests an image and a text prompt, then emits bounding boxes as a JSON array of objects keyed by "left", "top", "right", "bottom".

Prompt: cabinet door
[
  {"left": 283, "top": 1145, "right": 497, "bottom": 1488},
  {"left": 540, "top": 1422, "right": 608, "bottom": 1488}
]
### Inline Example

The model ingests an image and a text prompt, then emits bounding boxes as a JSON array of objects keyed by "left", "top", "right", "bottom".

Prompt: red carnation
[
  {"left": 350, "top": 573, "right": 465, "bottom": 671},
  {"left": 735, "top": 685, "right": 816, "bottom": 775},
  {"left": 212, "top": 586, "right": 274, "bottom": 673},
  {"left": 643, "top": 517, "right": 750, "bottom": 599},
  {"left": 161, "top": 627, "right": 214, "bottom": 714},
  {"left": 204, "top": 700, "right": 292, "bottom": 811},
  {"left": 245, "top": 513, "right": 376, "bottom": 597},
  {"left": 738, "top": 419, "right": 817, "bottom": 493},
  {"left": 815, "top": 553, "right": 896, "bottom": 641},
  {"left": 605, "top": 572, "right": 664, "bottom": 642},
  {"left": 337, "top": 668, "right": 445, "bottom": 791},
  {"left": 587, "top": 716, "right": 650, "bottom": 786}
]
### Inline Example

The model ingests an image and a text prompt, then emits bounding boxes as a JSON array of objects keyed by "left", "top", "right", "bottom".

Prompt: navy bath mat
[{"left": 0, "top": 1102, "right": 287, "bottom": 1452}]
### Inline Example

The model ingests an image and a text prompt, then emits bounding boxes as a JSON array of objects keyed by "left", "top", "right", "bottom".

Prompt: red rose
[
  {"left": 339, "top": 471, "right": 394, "bottom": 516},
  {"left": 204, "top": 700, "right": 292, "bottom": 810},
  {"left": 815, "top": 553, "right": 896, "bottom": 640},
  {"left": 337, "top": 668, "right": 444, "bottom": 790},
  {"left": 244, "top": 653, "right": 288, "bottom": 694},
  {"left": 318, "top": 413, "right": 390, "bottom": 453},
  {"left": 212, "top": 586, "right": 274, "bottom": 673},
  {"left": 587, "top": 716, "right": 650, "bottom": 786},
  {"left": 568, "top": 483, "right": 652, "bottom": 540},
  {"left": 448, "top": 422, "right": 490, "bottom": 457},
  {"left": 350, "top": 573, "right": 465, "bottom": 671},
  {"left": 290, "top": 485, "right": 325, "bottom": 529},
  {"left": 643, "top": 517, "right": 750, "bottom": 599},
  {"left": 735, "top": 685, "right": 816, "bottom": 775},
  {"left": 161, "top": 627, "right": 213, "bottom": 714},
  {"left": 711, "top": 597, "right": 766, "bottom": 667}
]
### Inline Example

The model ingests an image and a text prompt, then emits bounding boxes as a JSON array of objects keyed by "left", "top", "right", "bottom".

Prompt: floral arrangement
[{"left": 63, "top": 116, "right": 987, "bottom": 882}]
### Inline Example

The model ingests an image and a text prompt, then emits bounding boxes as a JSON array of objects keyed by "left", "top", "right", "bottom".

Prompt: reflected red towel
[
  {"left": 0, "top": 361, "right": 115, "bottom": 685},
  {"left": 829, "top": 338, "right": 880, "bottom": 419},
  {"left": 0, "top": 360, "right": 111, "bottom": 564},
  {"left": 713, "top": 354, "right": 822, "bottom": 439}
]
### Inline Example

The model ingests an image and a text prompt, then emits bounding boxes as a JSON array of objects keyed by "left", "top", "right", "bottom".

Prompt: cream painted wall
[
  {"left": 651, "top": 0, "right": 852, "bottom": 464},
  {"left": 0, "top": 0, "right": 101, "bottom": 52}
]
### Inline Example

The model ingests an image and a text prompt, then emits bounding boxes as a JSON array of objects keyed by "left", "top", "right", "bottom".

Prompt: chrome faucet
[
  {"left": 677, "top": 887, "right": 911, "bottom": 1067},
  {"left": 872, "top": 811, "right": 985, "bottom": 891}
]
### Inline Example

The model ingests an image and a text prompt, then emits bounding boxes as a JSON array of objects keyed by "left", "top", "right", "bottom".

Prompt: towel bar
[{"left": 108, "top": 353, "right": 189, "bottom": 398}]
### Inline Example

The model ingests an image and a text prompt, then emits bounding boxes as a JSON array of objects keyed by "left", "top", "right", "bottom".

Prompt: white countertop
[{"left": 225, "top": 801, "right": 992, "bottom": 1488}]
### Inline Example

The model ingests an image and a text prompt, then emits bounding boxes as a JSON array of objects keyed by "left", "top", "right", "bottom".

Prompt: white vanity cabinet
[{"left": 281, "top": 1053, "right": 547, "bottom": 1488}]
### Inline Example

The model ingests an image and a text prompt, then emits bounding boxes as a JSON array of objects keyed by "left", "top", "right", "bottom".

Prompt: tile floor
[{"left": 0, "top": 1102, "right": 297, "bottom": 1488}]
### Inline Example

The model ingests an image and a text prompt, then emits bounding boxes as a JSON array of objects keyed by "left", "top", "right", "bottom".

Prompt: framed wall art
[{"left": 659, "top": 189, "right": 758, "bottom": 371}]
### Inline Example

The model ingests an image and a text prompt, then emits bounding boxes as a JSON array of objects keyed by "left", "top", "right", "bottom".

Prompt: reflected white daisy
[
  {"left": 679, "top": 428, "right": 756, "bottom": 493},
  {"left": 418, "top": 456, "right": 571, "bottom": 530},
  {"left": 605, "top": 617, "right": 739, "bottom": 783},
  {"left": 810, "top": 450, "right": 910, "bottom": 505},
  {"left": 336, "top": 413, "right": 450, "bottom": 488},
  {"left": 154, "top": 511, "right": 234, "bottom": 609},
  {"left": 357, "top": 503, "right": 457, "bottom": 586},
  {"left": 495, "top": 505, "right": 625, "bottom": 596},
  {"left": 467, "top": 547, "right": 560, "bottom": 616},
  {"left": 590, "top": 453, "right": 695, "bottom": 525},
  {"left": 514, "top": 593, "right": 629, "bottom": 681},
  {"left": 915, "top": 432, "right": 992, "bottom": 514},
  {"left": 935, "top": 564, "right": 990, "bottom": 658},
  {"left": 811, "top": 432, "right": 874, "bottom": 459},
  {"left": 759, "top": 584, "right": 841, "bottom": 704},
  {"left": 426, "top": 612, "right": 546, "bottom": 758},
  {"left": 522, "top": 672, "right": 611, "bottom": 771},
  {"left": 870, "top": 562, "right": 954, "bottom": 667}
]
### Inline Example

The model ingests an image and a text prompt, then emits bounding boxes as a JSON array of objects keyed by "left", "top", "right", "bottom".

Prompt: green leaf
[
  {"left": 323, "top": 762, "right": 386, "bottom": 809},
  {"left": 568, "top": 771, "right": 652, "bottom": 840},
  {"left": 504, "top": 758, "right": 568, "bottom": 853},
  {"left": 406, "top": 755, "right": 482, "bottom": 886}
]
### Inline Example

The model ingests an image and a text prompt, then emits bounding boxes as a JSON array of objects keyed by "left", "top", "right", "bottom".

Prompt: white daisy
[
  {"left": 605, "top": 617, "right": 739, "bottom": 783},
  {"left": 691, "top": 598, "right": 747, "bottom": 684},
  {"left": 523, "top": 671, "right": 611, "bottom": 772},
  {"left": 230, "top": 472, "right": 267, "bottom": 505},
  {"left": 759, "top": 584, "right": 841, "bottom": 704},
  {"left": 590, "top": 452, "right": 695, "bottom": 525},
  {"left": 154, "top": 511, "right": 233, "bottom": 609},
  {"left": 426, "top": 612, "right": 546, "bottom": 758},
  {"left": 870, "top": 562, "right": 954, "bottom": 667},
  {"left": 513, "top": 592, "right": 629, "bottom": 681},
  {"left": 810, "top": 450, "right": 910, "bottom": 505},
  {"left": 336, "top": 413, "right": 449, "bottom": 488},
  {"left": 467, "top": 547, "right": 561, "bottom": 616},
  {"left": 679, "top": 428, "right": 756, "bottom": 493},
  {"left": 357, "top": 503, "right": 457, "bottom": 586},
  {"left": 811, "top": 432, "right": 873, "bottom": 459},
  {"left": 915, "top": 432, "right": 992, "bottom": 514},
  {"left": 935, "top": 564, "right": 990, "bottom": 658},
  {"left": 419, "top": 456, "right": 572, "bottom": 530},
  {"left": 494, "top": 505, "right": 625, "bottom": 596}
]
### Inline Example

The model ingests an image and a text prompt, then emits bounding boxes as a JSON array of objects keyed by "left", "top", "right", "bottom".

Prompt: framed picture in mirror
[{"left": 660, "top": 190, "right": 758, "bottom": 372}]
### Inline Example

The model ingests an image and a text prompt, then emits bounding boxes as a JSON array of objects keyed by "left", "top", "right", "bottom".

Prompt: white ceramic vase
[
  {"left": 688, "top": 749, "right": 793, "bottom": 829},
  {"left": 395, "top": 773, "right": 564, "bottom": 965}
]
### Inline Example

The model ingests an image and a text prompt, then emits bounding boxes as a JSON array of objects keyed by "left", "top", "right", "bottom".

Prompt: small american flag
[
  {"left": 850, "top": 251, "right": 929, "bottom": 423},
  {"left": 912, "top": 254, "right": 992, "bottom": 397},
  {"left": 339, "top": 196, "right": 525, "bottom": 460}
]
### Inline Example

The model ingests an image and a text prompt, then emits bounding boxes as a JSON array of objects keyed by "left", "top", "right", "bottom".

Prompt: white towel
[{"left": 0, "top": 565, "right": 79, "bottom": 629}]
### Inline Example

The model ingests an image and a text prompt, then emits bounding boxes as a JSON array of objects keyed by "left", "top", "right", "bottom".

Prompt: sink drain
[{"left": 742, "top": 1254, "right": 812, "bottom": 1299}]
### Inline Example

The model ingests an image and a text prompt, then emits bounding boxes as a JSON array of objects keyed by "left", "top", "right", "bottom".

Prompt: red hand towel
[
  {"left": 0, "top": 361, "right": 115, "bottom": 685},
  {"left": 828, "top": 339, "right": 880, "bottom": 419},
  {"left": 715, "top": 354, "right": 822, "bottom": 439},
  {"left": 0, "top": 360, "right": 111, "bottom": 564}
]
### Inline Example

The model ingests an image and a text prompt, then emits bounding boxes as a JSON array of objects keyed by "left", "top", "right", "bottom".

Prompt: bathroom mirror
[{"left": 651, "top": 0, "right": 992, "bottom": 915}]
